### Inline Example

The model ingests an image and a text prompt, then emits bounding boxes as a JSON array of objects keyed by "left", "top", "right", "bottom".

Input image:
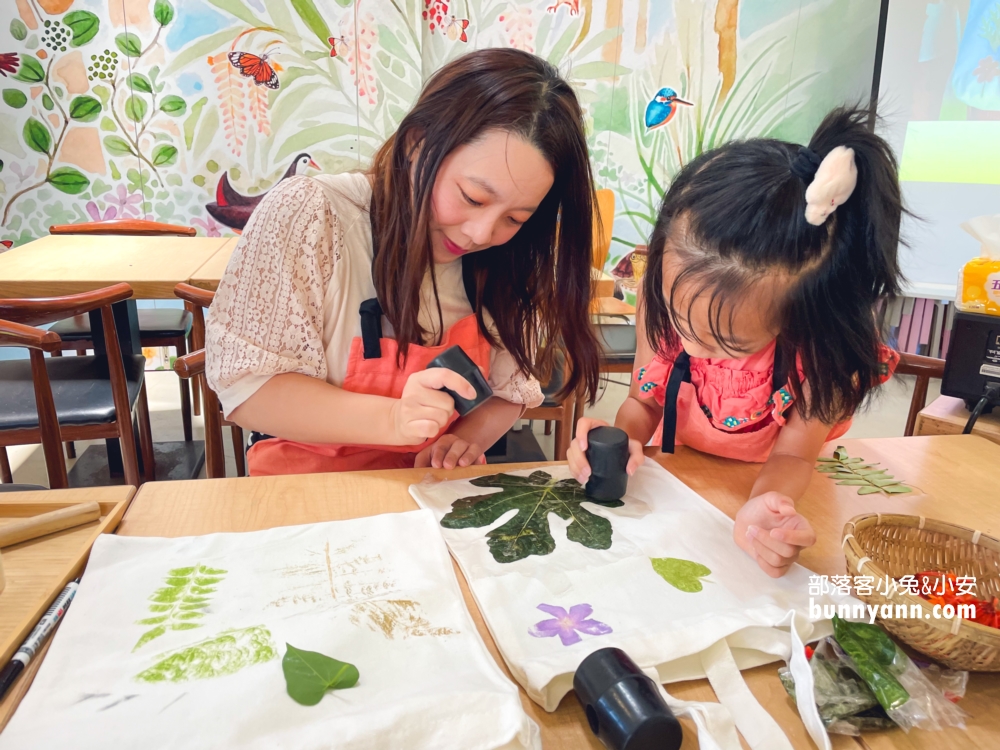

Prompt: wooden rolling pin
[{"left": 0, "top": 502, "right": 101, "bottom": 549}]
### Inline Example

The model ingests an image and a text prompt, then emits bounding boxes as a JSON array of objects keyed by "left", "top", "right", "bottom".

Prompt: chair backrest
[
  {"left": 0, "top": 283, "right": 136, "bottom": 488},
  {"left": 592, "top": 189, "right": 615, "bottom": 271},
  {"left": 49, "top": 219, "right": 196, "bottom": 237},
  {"left": 895, "top": 352, "right": 946, "bottom": 437}
]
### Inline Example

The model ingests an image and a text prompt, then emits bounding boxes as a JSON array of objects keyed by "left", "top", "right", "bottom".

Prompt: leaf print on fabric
[
  {"left": 440, "top": 471, "right": 624, "bottom": 564},
  {"left": 528, "top": 603, "right": 612, "bottom": 646},
  {"left": 815, "top": 446, "right": 914, "bottom": 496},
  {"left": 133, "top": 564, "right": 228, "bottom": 651},
  {"left": 135, "top": 625, "right": 277, "bottom": 683},
  {"left": 650, "top": 557, "right": 712, "bottom": 593}
]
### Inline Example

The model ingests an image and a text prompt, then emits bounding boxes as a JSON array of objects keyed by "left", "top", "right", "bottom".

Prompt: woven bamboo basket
[{"left": 842, "top": 513, "right": 1000, "bottom": 672}]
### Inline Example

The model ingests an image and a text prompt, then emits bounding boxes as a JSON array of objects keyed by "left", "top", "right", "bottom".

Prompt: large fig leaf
[{"left": 440, "top": 471, "right": 624, "bottom": 564}]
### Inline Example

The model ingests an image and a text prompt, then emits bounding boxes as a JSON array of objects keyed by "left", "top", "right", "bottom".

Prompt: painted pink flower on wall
[
  {"left": 192, "top": 215, "right": 223, "bottom": 237},
  {"left": 85, "top": 202, "right": 118, "bottom": 222},
  {"left": 105, "top": 185, "right": 143, "bottom": 218},
  {"left": 528, "top": 604, "right": 612, "bottom": 646}
]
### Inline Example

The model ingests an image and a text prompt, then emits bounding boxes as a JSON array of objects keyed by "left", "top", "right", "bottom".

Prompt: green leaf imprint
[
  {"left": 134, "top": 564, "right": 228, "bottom": 650},
  {"left": 440, "top": 471, "right": 624, "bottom": 564},
  {"left": 135, "top": 625, "right": 277, "bottom": 683},
  {"left": 650, "top": 557, "right": 713, "bottom": 593},
  {"left": 282, "top": 644, "right": 359, "bottom": 706},
  {"left": 815, "top": 447, "right": 914, "bottom": 497}
]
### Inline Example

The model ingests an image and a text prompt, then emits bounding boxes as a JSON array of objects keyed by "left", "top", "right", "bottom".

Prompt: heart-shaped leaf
[
  {"left": 650, "top": 557, "right": 712, "bottom": 593},
  {"left": 63, "top": 10, "right": 100, "bottom": 47},
  {"left": 282, "top": 644, "right": 359, "bottom": 706}
]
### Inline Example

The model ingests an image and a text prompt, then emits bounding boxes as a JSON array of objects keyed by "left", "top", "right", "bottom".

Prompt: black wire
[{"left": 963, "top": 385, "right": 1000, "bottom": 434}]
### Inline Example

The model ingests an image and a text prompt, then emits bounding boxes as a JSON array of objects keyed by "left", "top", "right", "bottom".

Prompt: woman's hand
[
  {"left": 734, "top": 492, "right": 816, "bottom": 577},
  {"left": 390, "top": 369, "right": 476, "bottom": 445},
  {"left": 566, "top": 418, "right": 645, "bottom": 485},
  {"left": 414, "top": 433, "right": 484, "bottom": 469}
]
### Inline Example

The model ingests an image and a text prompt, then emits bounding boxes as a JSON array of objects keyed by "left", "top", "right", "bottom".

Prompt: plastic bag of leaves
[
  {"left": 779, "top": 637, "right": 896, "bottom": 736},
  {"left": 831, "top": 616, "right": 968, "bottom": 732},
  {"left": 912, "top": 661, "right": 969, "bottom": 704}
]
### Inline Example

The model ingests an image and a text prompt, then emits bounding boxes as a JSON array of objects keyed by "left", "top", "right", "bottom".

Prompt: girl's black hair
[{"left": 643, "top": 106, "right": 905, "bottom": 424}]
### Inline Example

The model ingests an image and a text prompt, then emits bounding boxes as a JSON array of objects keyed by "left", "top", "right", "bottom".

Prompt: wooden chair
[
  {"left": 47, "top": 219, "right": 199, "bottom": 456},
  {"left": 572, "top": 321, "right": 638, "bottom": 429},
  {"left": 895, "top": 352, "right": 946, "bottom": 437},
  {"left": 592, "top": 189, "right": 615, "bottom": 271},
  {"left": 0, "top": 283, "right": 154, "bottom": 488},
  {"left": 172, "top": 283, "right": 246, "bottom": 478}
]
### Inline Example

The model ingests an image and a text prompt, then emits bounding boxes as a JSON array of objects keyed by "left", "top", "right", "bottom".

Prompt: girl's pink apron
[{"left": 247, "top": 297, "right": 492, "bottom": 476}]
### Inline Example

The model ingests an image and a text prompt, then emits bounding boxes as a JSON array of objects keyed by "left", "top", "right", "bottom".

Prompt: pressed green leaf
[
  {"left": 857, "top": 486, "right": 882, "bottom": 495},
  {"left": 152, "top": 144, "right": 177, "bottom": 166},
  {"left": 69, "top": 94, "right": 101, "bottom": 121},
  {"left": 133, "top": 624, "right": 167, "bottom": 651},
  {"left": 116, "top": 32, "right": 142, "bottom": 58},
  {"left": 870, "top": 477, "right": 901, "bottom": 488},
  {"left": 154, "top": 0, "right": 175, "bottom": 26},
  {"left": 160, "top": 94, "right": 186, "bottom": 116},
  {"left": 815, "top": 456, "right": 839, "bottom": 462},
  {"left": 282, "top": 644, "right": 359, "bottom": 706},
  {"left": 842, "top": 458, "right": 865, "bottom": 464},
  {"left": 13, "top": 55, "right": 44, "bottom": 83},
  {"left": 290, "top": 0, "right": 332, "bottom": 43},
  {"left": 2, "top": 89, "right": 27, "bottom": 108},
  {"left": 128, "top": 73, "right": 153, "bottom": 94},
  {"left": 125, "top": 94, "right": 147, "bottom": 122},
  {"left": 836, "top": 479, "right": 870, "bottom": 486},
  {"left": 884, "top": 485, "right": 913, "bottom": 494},
  {"left": 650, "top": 557, "right": 712, "bottom": 593},
  {"left": 834, "top": 447, "right": 848, "bottom": 461},
  {"left": 63, "top": 10, "right": 100, "bottom": 47},
  {"left": 440, "top": 471, "right": 623, "bottom": 564},
  {"left": 23, "top": 118, "right": 51, "bottom": 154},
  {"left": 10, "top": 19, "right": 28, "bottom": 42}
]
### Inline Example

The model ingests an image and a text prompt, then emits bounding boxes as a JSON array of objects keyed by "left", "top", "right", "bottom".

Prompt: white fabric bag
[
  {"left": 0, "top": 510, "right": 539, "bottom": 750},
  {"left": 411, "top": 461, "right": 855, "bottom": 750}
]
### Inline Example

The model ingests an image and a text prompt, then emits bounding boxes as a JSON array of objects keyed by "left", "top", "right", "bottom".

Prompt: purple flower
[
  {"left": 191, "top": 215, "right": 223, "bottom": 237},
  {"left": 85, "top": 201, "right": 118, "bottom": 222},
  {"left": 528, "top": 603, "right": 612, "bottom": 646},
  {"left": 106, "top": 184, "right": 144, "bottom": 217}
]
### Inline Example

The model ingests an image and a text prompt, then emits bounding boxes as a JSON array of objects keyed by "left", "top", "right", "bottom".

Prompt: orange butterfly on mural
[{"left": 228, "top": 51, "right": 280, "bottom": 89}]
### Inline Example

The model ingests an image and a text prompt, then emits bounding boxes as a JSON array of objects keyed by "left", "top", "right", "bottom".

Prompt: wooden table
[
  {"left": 104, "top": 435, "right": 1000, "bottom": 749},
  {"left": 0, "top": 234, "right": 231, "bottom": 299},
  {"left": 915, "top": 395, "right": 1000, "bottom": 446},
  {"left": 188, "top": 239, "right": 617, "bottom": 297}
]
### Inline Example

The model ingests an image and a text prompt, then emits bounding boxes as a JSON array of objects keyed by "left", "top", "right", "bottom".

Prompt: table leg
[{"left": 88, "top": 300, "right": 141, "bottom": 477}]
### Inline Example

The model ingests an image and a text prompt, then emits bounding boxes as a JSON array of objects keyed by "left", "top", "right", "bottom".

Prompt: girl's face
[
  {"left": 428, "top": 129, "right": 554, "bottom": 265},
  {"left": 661, "top": 251, "right": 795, "bottom": 360}
]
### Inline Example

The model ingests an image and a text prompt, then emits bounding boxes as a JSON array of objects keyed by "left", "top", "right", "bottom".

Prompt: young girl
[
  {"left": 206, "top": 49, "right": 600, "bottom": 475},
  {"left": 568, "top": 106, "right": 902, "bottom": 577}
]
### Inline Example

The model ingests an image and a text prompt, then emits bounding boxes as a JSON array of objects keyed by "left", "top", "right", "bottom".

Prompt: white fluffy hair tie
[{"left": 801, "top": 145, "right": 858, "bottom": 226}]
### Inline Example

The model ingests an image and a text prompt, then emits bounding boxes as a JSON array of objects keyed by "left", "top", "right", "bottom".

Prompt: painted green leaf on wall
[
  {"left": 152, "top": 144, "right": 178, "bottom": 166},
  {"left": 125, "top": 95, "right": 147, "bottom": 122},
  {"left": 49, "top": 167, "right": 90, "bottom": 195},
  {"left": 282, "top": 644, "right": 359, "bottom": 706},
  {"left": 13, "top": 55, "right": 44, "bottom": 83},
  {"left": 154, "top": 0, "right": 175, "bottom": 27},
  {"left": 41, "top": 93, "right": 53, "bottom": 110},
  {"left": 2, "top": 89, "right": 27, "bottom": 109},
  {"left": 69, "top": 95, "right": 101, "bottom": 122},
  {"left": 116, "top": 32, "right": 142, "bottom": 58},
  {"left": 63, "top": 11, "right": 100, "bottom": 47},
  {"left": 160, "top": 95, "right": 186, "bottom": 116},
  {"left": 23, "top": 118, "right": 51, "bottom": 154},
  {"left": 440, "top": 471, "right": 624, "bottom": 564},
  {"left": 290, "top": 0, "right": 332, "bottom": 44},
  {"left": 103, "top": 135, "right": 135, "bottom": 156},
  {"left": 128, "top": 73, "right": 153, "bottom": 94},
  {"left": 10, "top": 19, "right": 28, "bottom": 42},
  {"left": 650, "top": 557, "right": 713, "bottom": 593}
]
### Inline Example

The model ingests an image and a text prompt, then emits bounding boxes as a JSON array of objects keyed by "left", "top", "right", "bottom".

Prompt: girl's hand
[
  {"left": 567, "top": 418, "right": 645, "bottom": 485},
  {"left": 734, "top": 492, "right": 816, "bottom": 578},
  {"left": 391, "top": 369, "right": 477, "bottom": 444},
  {"left": 414, "top": 434, "right": 483, "bottom": 469}
]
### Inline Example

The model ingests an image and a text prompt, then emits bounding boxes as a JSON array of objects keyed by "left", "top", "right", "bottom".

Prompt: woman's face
[{"left": 427, "top": 129, "right": 554, "bottom": 264}]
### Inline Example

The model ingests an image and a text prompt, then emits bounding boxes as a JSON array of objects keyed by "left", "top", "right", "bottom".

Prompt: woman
[{"left": 206, "top": 48, "right": 601, "bottom": 475}]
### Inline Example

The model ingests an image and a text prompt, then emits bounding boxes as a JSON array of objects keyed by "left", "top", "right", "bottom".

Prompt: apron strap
[
  {"left": 359, "top": 298, "right": 383, "bottom": 360},
  {"left": 661, "top": 349, "right": 692, "bottom": 454}
]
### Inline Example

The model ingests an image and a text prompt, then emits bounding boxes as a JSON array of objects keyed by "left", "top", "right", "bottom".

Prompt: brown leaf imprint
[{"left": 349, "top": 600, "right": 457, "bottom": 639}]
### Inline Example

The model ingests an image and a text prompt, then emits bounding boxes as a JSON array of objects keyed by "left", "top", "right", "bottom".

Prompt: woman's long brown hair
[{"left": 368, "top": 48, "right": 600, "bottom": 402}]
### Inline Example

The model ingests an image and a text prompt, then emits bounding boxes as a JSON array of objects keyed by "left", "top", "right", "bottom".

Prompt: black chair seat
[
  {"left": 540, "top": 352, "right": 567, "bottom": 408},
  {"left": 50, "top": 309, "right": 193, "bottom": 342},
  {"left": 0, "top": 354, "right": 145, "bottom": 431},
  {"left": 0, "top": 483, "right": 46, "bottom": 492},
  {"left": 595, "top": 323, "right": 637, "bottom": 366}
]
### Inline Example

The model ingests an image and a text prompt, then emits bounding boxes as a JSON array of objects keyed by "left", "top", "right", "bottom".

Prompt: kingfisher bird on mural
[
  {"left": 644, "top": 88, "right": 693, "bottom": 130},
  {"left": 205, "top": 153, "right": 320, "bottom": 231}
]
